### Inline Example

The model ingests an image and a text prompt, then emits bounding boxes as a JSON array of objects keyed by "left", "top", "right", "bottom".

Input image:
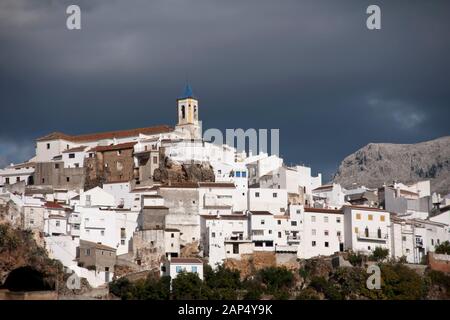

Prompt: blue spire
[{"left": 179, "top": 83, "right": 195, "bottom": 99}]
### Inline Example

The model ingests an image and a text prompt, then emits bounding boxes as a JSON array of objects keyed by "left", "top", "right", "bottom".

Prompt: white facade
[
  {"left": 248, "top": 188, "right": 288, "bottom": 214},
  {"left": 102, "top": 182, "right": 133, "bottom": 209},
  {"left": 162, "top": 257, "right": 204, "bottom": 280},
  {"left": 250, "top": 212, "right": 276, "bottom": 251},
  {"left": 343, "top": 206, "right": 391, "bottom": 254},
  {"left": 298, "top": 207, "right": 345, "bottom": 259},
  {"left": 78, "top": 187, "right": 116, "bottom": 208},
  {"left": 201, "top": 214, "right": 252, "bottom": 268},
  {"left": 0, "top": 163, "right": 34, "bottom": 186}
]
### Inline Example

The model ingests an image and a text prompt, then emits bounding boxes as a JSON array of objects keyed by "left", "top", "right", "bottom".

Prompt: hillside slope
[{"left": 333, "top": 136, "right": 450, "bottom": 194}]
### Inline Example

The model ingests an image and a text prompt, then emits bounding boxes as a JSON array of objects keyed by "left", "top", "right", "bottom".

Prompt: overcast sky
[{"left": 1, "top": 0, "right": 449, "bottom": 180}]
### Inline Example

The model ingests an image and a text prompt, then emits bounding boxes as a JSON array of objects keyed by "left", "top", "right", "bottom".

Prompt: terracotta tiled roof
[
  {"left": 36, "top": 125, "right": 173, "bottom": 142},
  {"left": 342, "top": 205, "right": 387, "bottom": 212},
  {"left": 304, "top": 207, "right": 343, "bottom": 214},
  {"left": 250, "top": 211, "right": 273, "bottom": 215},
  {"left": 312, "top": 185, "right": 333, "bottom": 192},
  {"left": 170, "top": 257, "right": 203, "bottom": 264},
  {"left": 90, "top": 142, "right": 137, "bottom": 152},
  {"left": 80, "top": 240, "right": 116, "bottom": 252},
  {"left": 44, "top": 202, "right": 64, "bottom": 209},
  {"left": 198, "top": 182, "right": 235, "bottom": 188},
  {"left": 62, "top": 146, "right": 88, "bottom": 153}
]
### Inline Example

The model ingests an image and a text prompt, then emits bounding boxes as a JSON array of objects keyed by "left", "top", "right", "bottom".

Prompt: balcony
[
  {"left": 287, "top": 235, "right": 300, "bottom": 243},
  {"left": 68, "top": 215, "right": 81, "bottom": 224},
  {"left": 225, "top": 235, "right": 252, "bottom": 243},
  {"left": 357, "top": 231, "right": 388, "bottom": 242}
]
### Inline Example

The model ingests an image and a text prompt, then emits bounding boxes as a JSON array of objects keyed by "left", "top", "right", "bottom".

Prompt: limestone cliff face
[
  {"left": 333, "top": 136, "right": 450, "bottom": 194},
  {"left": 153, "top": 157, "right": 215, "bottom": 184}
]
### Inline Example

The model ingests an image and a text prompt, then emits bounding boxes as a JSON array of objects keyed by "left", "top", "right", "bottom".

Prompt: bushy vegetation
[
  {"left": 109, "top": 261, "right": 450, "bottom": 300},
  {"left": 435, "top": 241, "right": 450, "bottom": 255},
  {"left": 369, "top": 247, "right": 390, "bottom": 262}
]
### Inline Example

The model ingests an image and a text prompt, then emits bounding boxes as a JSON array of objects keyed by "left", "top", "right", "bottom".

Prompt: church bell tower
[{"left": 175, "top": 83, "right": 201, "bottom": 139}]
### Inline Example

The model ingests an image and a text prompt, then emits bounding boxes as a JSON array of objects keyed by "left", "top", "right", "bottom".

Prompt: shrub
[
  {"left": 380, "top": 263, "right": 426, "bottom": 300},
  {"left": 257, "top": 267, "right": 294, "bottom": 293},
  {"left": 347, "top": 252, "right": 364, "bottom": 266},
  {"left": 172, "top": 272, "right": 206, "bottom": 300},
  {"left": 296, "top": 287, "right": 320, "bottom": 300},
  {"left": 309, "top": 276, "right": 343, "bottom": 300},
  {"left": 369, "top": 247, "right": 389, "bottom": 262},
  {"left": 435, "top": 241, "right": 450, "bottom": 255}
]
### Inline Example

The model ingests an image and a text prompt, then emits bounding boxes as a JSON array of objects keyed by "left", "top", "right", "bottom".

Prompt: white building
[
  {"left": 0, "top": 162, "right": 35, "bottom": 186},
  {"left": 249, "top": 211, "right": 276, "bottom": 251},
  {"left": 161, "top": 257, "right": 204, "bottom": 281},
  {"left": 248, "top": 188, "right": 288, "bottom": 214},
  {"left": 102, "top": 182, "right": 133, "bottom": 209},
  {"left": 312, "top": 183, "right": 346, "bottom": 209},
  {"left": 201, "top": 213, "right": 252, "bottom": 268},
  {"left": 298, "top": 207, "right": 345, "bottom": 259},
  {"left": 343, "top": 206, "right": 391, "bottom": 255}
]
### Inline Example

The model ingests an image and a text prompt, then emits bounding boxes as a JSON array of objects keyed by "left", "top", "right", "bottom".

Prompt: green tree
[
  {"left": 369, "top": 247, "right": 389, "bottom": 262},
  {"left": 380, "top": 263, "right": 426, "bottom": 299},
  {"left": 203, "top": 265, "right": 241, "bottom": 299},
  {"left": 257, "top": 267, "right": 294, "bottom": 293},
  {"left": 172, "top": 272, "right": 206, "bottom": 300},
  {"left": 435, "top": 241, "right": 450, "bottom": 254}
]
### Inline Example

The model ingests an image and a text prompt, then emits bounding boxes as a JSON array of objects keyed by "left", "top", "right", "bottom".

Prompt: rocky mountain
[{"left": 333, "top": 136, "right": 450, "bottom": 195}]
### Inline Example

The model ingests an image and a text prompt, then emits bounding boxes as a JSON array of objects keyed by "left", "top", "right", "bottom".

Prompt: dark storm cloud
[{"left": 1, "top": 0, "right": 449, "bottom": 179}]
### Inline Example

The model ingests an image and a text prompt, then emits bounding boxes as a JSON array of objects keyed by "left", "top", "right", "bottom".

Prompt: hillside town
[{"left": 1, "top": 85, "right": 449, "bottom": 292}]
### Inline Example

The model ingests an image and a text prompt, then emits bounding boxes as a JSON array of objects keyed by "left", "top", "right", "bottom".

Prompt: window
[
  {"left": 312, "top": 241, "right": 316, "bottom": 247},
  {"left": 16, "top": 177, "right": 20, "bottom": 182},
  {"left": 30, "top": 219, "right": 34, "bottom": 225},
  {"left": 296, "top": 209, "right": 301, "bottom": 214},
  {"left": 311, "top": 229, "right": 316, "bottom": 236},
  {"left": 42, "top": 178, "right": 45, "bottom": 184},
  {"left": 212, "top": 232, "right": 215, "bottom": 238},
  {"left": 121, "top": 239, "right": 125, "bottom": 245},
  {"left": 268, "top": 230, "right": 272, "bottom": 234},
  {"left": 368, "top": 214, "right": 373, "bottom": 221},
  {"left": 324, "top": 230, "right": 329, "bottom": 236},
  {"left": 235, "top": 171, "right": 241, "bottom": 177},
  {"left": 120, "top": 228, "right": 126, "bottom": 238},
  {"left": 336, "top": 217, "right": 341, "bottom": 223},
  {"left": 5, "top": 178, "right": 9, "bottom": 184},
  {"left": 69, "top": 153, "right": 75, "bottom": 159},
  {"left": 402, "top": 236, "right": 406, "bottom": 241},
  {"left": 325, "top": 242, "right": 329, "bottom": 247},
  {"left": 153, "top": 156, "right": 158, "bottom": 164},
  {"left": 277, "top": 220, "right": 281, "bottom": 225},
  {"left": 311, "top": 216, "right": 316, "bottom": 222},
  {"left": 47, "top": 143, "right": 50, "bottom": 149},
  {"left": 55, "top": 164, "right": 60, "bottom": 169},
  {"left": 380, "top": 215, "right": 385, "bottom": 222},
  {"left": 337, "top": 231, "right": 341, "bottom": 237},
  {"left": 242, "top": 171, "right": 247, "bottom": 178},
  {"left": 255, "top": 192, "right": 260, "bottom": 198},
  {"left": 117, "top": 150, "right": 122, "bottom": 156},
  {"left": 291, "top": 221, "right": 297, "bottom": 226},
  {"left": 56, "top": 221, "right": 60, "bottom": 227},
  {"left": 354, "top": 227, "right": 359, "bottom": 234},
  {"left": 273, "top": 193, "right": 277, "bottom": 198},
  {"left": 171, "top": 233, "right": 175, "bottom": 238},
  {"left": 431, "top": 239, "right": 434, "bottom": 245},
  {"left": 176, "top": 266, "right": 182, "bottom": 273},
  {"left": 86, "top": 249, "right": 91, "bottom": 256},
  {"left": 356, "top": 213, "right": 361, "bottom": 220},
  {"left": 233, "top": 243, "right": 239, "bottom": 254},
  {"left": 261, "top": 219, "right": 265, "bottom": 225},
  {"left": 324, "top": 216, "right": 329, "bottom": 223},
  {"left": 278, "top": 232, "right": 282, "bottom": 238},
  {"left": 101, "top": 230, "right": 105, "bottom": 236},
  {"left": 74, "top": 163, "right": 79, "bottom": 168},
  {"left": 192, "top": 266, "right": 198, "bottom": 273},
  {"left": 66, "top": 177, "right": 70, "bottom": 182}
]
